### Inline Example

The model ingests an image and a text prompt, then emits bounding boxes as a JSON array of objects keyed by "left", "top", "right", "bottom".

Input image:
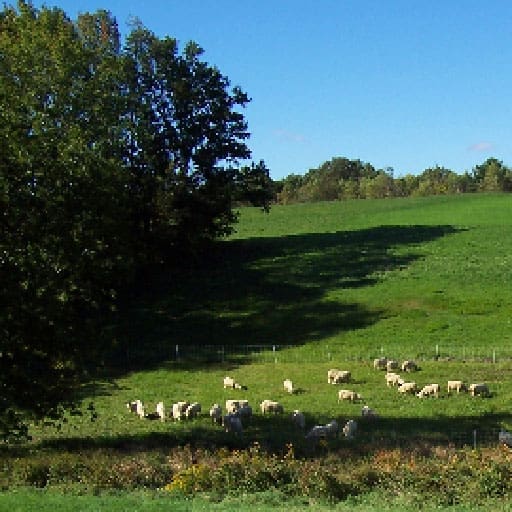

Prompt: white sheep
[
  {"left": 291, "top": 410, "right": 305, "bottom": 430},
  {"left": 136, "top": 400, "right": 145, "bottom": 419},
  {"left": 283, "top": 379, "right": 294, "bottom": 394},
  {"left": 305, "top": 420, "right": 338, "bottom": 440},
  {"left": 373, "top": 357, "right": 388, "bottom": 370},
  {"left": 338, "top": 389, "right": 362, "bottom": 402},
  {"left": 416, "top": 383, "right": 440, "bottom": 398},
  {"left": 385, "top": 372, "right": 402, "bottom": 387},
  {"left": 447, "top": 380, "right": 467, "bottom": 394},
  {"left": 223, "top": 376, "right": 236, "bottom": 389},
  {"left": 334, "top": 370, "right": 351, "bottom": 384},
  {"left": 343, "top": 419, "right": 357, "bottom": 439},
  {"left": 209, "top": 403, "right": 222, "bottom": 424},
  {"left": 225, "top": 399, "right": 249, "bottom": 414},
  {"left": 398, "top": 382, "right": 417, "bottom": 394},
  {"left": 172, "top": 401, "right": 190, "bottom": 421},
  {"left": 401, "top": 360, "right": 418, "bottom": 372},
  {"left": 328, "top": 369, "right": 351, "bottom": 384},
  {"left": 156, "top": 401, "right": 165, "bottom": 421},
  {"left": 185, "top": 402, "right": 201, "bottom": 419},
  {"left": 361, "top": 405, "right": 378, "bottom": 420},
  {"left": 223, "top": 414, "right": 243, "bottom": 435},
  {"left": 126, "top": 399, "right": 142, "bottom": 414},
  {"left": 469, "top": 383, "right": 490, "bottom": 397},
  {"left": 305, "top": 424, "right": 328, "bottom": 440},
  {"left": 327, "top": 369, "right": 338, "bottom": 383},
  {"left": 260, "top": 399, "right": 283, "bottom": 414}
]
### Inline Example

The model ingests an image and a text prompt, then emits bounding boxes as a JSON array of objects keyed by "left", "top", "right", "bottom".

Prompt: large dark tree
[
  {"left": 121, "top": 23, "right": 254, "bottom": 262},
  {"left": 0, "top": 1, "right": 266, "bottom": 440},
  {"left": 0, "top": 2, "right": 133, "bottom": 439}
]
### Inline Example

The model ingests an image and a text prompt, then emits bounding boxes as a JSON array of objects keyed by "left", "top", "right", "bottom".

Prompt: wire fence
[{"left": 168, "top": 343, "right": 512, "bottom": 364}]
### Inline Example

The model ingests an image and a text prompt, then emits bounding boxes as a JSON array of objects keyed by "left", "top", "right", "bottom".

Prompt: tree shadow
[
  {"left": 24, "top": 410, "right": 510, "bottom": 457},
  {"left": 103, "top": 224, "right": 461, "bottom": 374}
]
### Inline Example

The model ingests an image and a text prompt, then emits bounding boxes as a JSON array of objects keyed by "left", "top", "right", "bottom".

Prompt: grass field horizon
[{"left": 3, "top": 193, "right": 512, "bottom": 508}]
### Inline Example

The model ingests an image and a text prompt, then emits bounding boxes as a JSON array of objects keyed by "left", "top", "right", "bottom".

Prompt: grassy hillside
[{"left": 3, "top": 193, "right": 512, "bottom": 507}]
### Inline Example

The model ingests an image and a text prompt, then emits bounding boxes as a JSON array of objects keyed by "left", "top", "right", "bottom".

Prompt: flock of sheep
[
  {"left": 125, "top": 357, "right": 500, "bottom": 445},
  {"left": 125, "top": 374, "right": 359, "bottom": 442},
  {"left": 370, "top": 356, "right": 490, "bottom": 398}
]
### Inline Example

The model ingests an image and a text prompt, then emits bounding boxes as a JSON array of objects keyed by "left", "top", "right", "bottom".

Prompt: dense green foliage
[
  {"left": 0, "top": 1, "right": 271, "bottom": 440},
  {"left": 276, "top": 156, "right": 512, "bottom": 203}
]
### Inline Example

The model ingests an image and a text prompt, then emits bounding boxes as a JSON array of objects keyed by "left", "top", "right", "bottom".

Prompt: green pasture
[
  {"left": 23, "top": 193, "right": 512, "bottom": 447},
  {"left": 4, "top": 193, "right": 512, "bottom": 506}
]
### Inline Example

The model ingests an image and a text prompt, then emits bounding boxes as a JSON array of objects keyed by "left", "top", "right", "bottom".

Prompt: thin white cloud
[
  {"left": 468, "top": 141, "right": 494, "bottom": 152},
  {"left": 273, "top": 129, "right": 307, "bottom": 144}
]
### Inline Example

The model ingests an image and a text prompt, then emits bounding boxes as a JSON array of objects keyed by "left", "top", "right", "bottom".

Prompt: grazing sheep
[
  {"left": 373, "top": 357, "right": 388, "bottom": 370},
  {"left": 499, "top": 429, "right": 512, "bottom": 447},
  {"left": 398, "top": 382, "right": 417, "bottom": 394},
  {"left": 361, "top": 405, "right": 379, "bottom": 420},
  {"left": 333, "top": 370, "right": 351, "bottom": 384},
  {"left": 416, "top": 383, "right": 440, "bottom": 398},
  {"left": 305, "top": 424, "right": 328, "bottom": 440},
  {"left": 126, "top": 399, "right": 142, "bottom": 414},
  {"left": 156, "top": 401, "right": 165, "bottom": 421},
  {"left": 338, "top": 389, "right": 362, "bottom": 402},
  {"left": 385, "top": 372, "right": 402, "bottom": 387},
  {"left": 386, "top": 360, "right": 399, "bottom": 372},
  {"left": 223, "top": 376, "right": 236, "bottom": 389},
  {"left": 401, "top": 360, "right": 418, "bottom": 372},
  {"left": 328, "top": 369, "right": 351, "bottom": 384},
  {"left": 225, "top": 399, "right": 249, "bottom": 414},
  {"left": 172, "top": 401, "right": 190, "bottom": 421},
  {"left": 305, "top": 420, "right": 338, "bottom": 440},
  {"left": 223, "top": 414, "right": 243, "bottom": 435},
  {"left": 135, "top": 400, "right": 145, "bottom": 418},
  {"left": 343, "top": 419, "right": 357, "bottom": 439},
  {"left": 469, "top": 383, "right": 490, "bottom": 397},
  {"left": 209, "top": 403, "right": 222, "bottom": 424},
  {"left": 291, "top": 410, "right": 306, "bottom": 430},
  {"left": 327, "top": 369, "right": 338, "bottom": 383},
  {"left": 185, "top": 402, "right": 202, "bottom": 419},
  {"left": 447, "top": 380, "right": 467, "bottom": 394},
  {"left": 283, "top": 379, "right": 294, "bottom": 394},
  {"left": 260, "top": 399, "right": 284, "bottom": 414}
]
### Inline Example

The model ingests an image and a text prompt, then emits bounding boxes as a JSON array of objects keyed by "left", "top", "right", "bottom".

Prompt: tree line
[
  {"left": 0, "top": 1, "right": 272, "bottom": 439},
  {"left": 274, "top": 156, "right": 512, "bottom": 204}
]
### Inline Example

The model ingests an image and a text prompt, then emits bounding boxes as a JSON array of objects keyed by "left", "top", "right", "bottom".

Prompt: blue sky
[{"left": 32, "top": 1, "right": 512, "bottom": 179}]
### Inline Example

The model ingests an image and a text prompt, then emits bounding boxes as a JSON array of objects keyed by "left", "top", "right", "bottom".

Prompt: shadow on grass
[
  {"left": 104, "top": 224, "right": 461, "bottom": 374},
  {"left": 17, "top": 410, "right": 510, "bottom": 457}
]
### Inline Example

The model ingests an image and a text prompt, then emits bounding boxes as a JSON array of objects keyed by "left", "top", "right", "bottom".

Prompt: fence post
[
  {"left": 273, "top": 345, "right": 277, "bottom": 363},
  {"left": 493, "top": 349, "right": 496, "bottom": 364},
  {"left": 175, "top": 344, "right": 179, "bottom": 361},
  {"left": 473, "top": 429, "right": 477, "bottom": 450},
  {"left": 435, "top": 344, "right": 439, "bottom": 357}
]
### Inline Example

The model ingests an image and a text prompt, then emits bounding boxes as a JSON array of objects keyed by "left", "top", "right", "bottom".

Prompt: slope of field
[{"left": 3, "top": 193, "right": 512, "bottom": 506}]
